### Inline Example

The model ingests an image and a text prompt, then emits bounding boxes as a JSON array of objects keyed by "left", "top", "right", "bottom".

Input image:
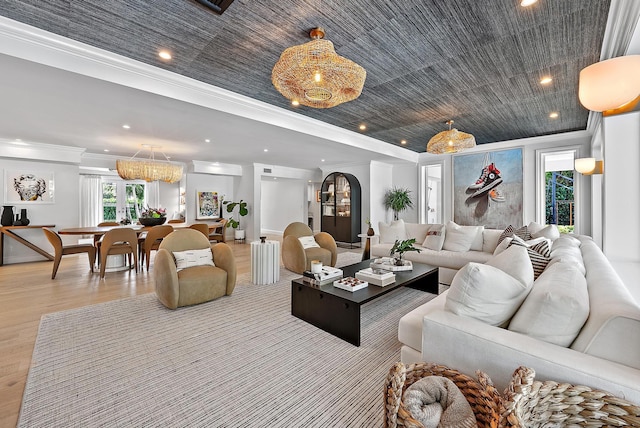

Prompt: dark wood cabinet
[{"left": 321, "top": 172, "right": 361, "bottom": 244}]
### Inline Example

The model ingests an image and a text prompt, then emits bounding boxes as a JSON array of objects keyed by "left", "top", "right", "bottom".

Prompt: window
[
  {"left": 101, "top": 179, "right": 146, "bottom": 223},
  {"left": 420, "top": 163, "right": 443, "bottom": 224},
  {"left": 537, "top": 149, "right": 579, "bottom": 234}
]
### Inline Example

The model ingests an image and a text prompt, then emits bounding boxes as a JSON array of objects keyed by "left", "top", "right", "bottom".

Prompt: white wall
[
  {"left": 417, "top": 132, "right": 592, "bottom": 233},
  {"left": 369, "top": 161, "right": 393, "bottom": 228},
  {"left": 1, "top": 158, "right": 80, "bottom": 263},
  {"left": 602, "top": 111, "right": 640, "bottom": 262},
  {"left": 159, "top": 181, "right": 180, "bottom": 219},
  {"left": 391, "top": 162, "right": 419, "bottom": 222},
  {"left": 184, "top": 172, "right": 235, "bottom": 239},
  {"left": 260, "top": 179, "right": 306, "bottom": 234}
]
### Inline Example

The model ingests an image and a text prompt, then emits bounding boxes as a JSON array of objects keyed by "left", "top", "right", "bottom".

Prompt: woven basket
[
  {"left": 501, "top": 366, "right": 640, "bottom": 427},
  {"left": 384, "top": 362, "right": 502, "bottom": 428}
]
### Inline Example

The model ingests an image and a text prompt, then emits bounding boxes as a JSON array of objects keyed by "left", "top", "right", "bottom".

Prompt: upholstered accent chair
[
  {"left": 43, "top": 228, "right": 96, "bottom": 279},
  {"left": 99, "top": 228, "right": 138, "bottom": 278},
  {"left": 282, "top": 222, "right": 337, "bottom": 274},
  {"left": 154, "top": 229, "right": 236, "bottom": 309}
]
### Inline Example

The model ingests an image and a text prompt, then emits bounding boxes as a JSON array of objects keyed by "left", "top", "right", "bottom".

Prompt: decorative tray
[{"left": 333, "top": 277, "right": 368, "bottom": 292}]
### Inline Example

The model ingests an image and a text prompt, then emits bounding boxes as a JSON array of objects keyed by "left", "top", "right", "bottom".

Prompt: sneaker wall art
[{"left": 453, "top": 148, "right": 523, "bottom": 228}]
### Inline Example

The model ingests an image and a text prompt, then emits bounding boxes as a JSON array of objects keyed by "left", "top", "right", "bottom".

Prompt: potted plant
[
  {"left": 384, "top": 187, "right": 414, "bottom": 220},
  {"left": 223, "top": 199, "right": 248, "bottom": 240},
  {"left": 389, "top": 238, "right": 421, "bottom": 266}
]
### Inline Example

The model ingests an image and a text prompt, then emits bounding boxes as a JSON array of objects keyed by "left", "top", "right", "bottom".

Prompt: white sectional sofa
[{"left": 378, "top": 221, "right": 640, "bottom": 402}]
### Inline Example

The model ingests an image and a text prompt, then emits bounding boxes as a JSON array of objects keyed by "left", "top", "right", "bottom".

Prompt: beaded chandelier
[
  {"left": 272, "top": 27, "right": 366, "bottom": 108},
  {"left": 116, "top": 145, "right": 183, "bottom": 183},
  {"left": 426, "top": 120, "right": 476, "bottom": 154}
]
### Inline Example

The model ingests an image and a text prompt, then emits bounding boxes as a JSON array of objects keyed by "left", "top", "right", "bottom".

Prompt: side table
[
  {"left": 250, "top": 240, "right": 280, "bottom": 284},
  {"left": 357, "top": 233, "right": 379, "bottom": 261}
]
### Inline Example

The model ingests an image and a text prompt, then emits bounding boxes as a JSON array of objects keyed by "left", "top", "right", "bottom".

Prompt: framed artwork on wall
[
  {"left": 4, "top": 171, "right": 55, "bottom": 204},
  {"left": 196, "top": 191, "right": 219, "bottom": 220},
  {"left": 315, "top": 189, "right": 321, "bottom": 202},
  {"left": 453, "top": 147, "right": 523, "bottom": 229}
]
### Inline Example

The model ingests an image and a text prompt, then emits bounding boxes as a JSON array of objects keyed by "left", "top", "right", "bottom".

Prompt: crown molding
[
  {"left": 0, "top": 139, "right": 85, "bottom": 163},
  {"left": 0, "top": 16, "right": 418, "bottom": 164}
]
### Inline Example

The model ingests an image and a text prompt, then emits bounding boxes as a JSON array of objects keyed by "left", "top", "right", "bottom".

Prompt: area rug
[{"left": 18, "top": 253, "right": 437, "bottom": 427}]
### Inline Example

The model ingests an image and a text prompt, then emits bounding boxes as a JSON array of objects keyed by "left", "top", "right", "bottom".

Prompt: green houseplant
[
  {"left": 384, "top": 187, "right": 414, "bottom": 220},
  {"left": 389, "top": 238, "right": 421, "bottom": 265},
  {"left": 223, "top": 199, "right": 248, "bottom": 239}
]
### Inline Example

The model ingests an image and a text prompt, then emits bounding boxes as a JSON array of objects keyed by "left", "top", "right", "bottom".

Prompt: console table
[{"left": 0, "top": 225, "right": 56, "bottom": 266}]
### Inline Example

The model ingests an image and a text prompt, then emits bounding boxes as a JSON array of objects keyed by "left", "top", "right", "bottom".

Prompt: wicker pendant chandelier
[
  {"left": 116, "top": 145, "right": 183, "bottom": 183},
  {"left": 426, "top": 120, "right": 476, "bottom": 154},
  {"left": 272, "top": 27, "right": 366, "bottom": 108}
]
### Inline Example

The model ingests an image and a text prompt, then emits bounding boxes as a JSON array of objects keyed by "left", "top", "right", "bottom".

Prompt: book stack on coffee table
[{"left": 302, "top": 266, "right": 343, "bottom": 286}]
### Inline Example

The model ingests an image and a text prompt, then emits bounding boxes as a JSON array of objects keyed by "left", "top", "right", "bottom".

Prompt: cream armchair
[
  {"left": 154, "top": 229, "right": 236, "bottom": 309},
  {"left": 282, "top": 222, "right": 337, "bottom": 274}
]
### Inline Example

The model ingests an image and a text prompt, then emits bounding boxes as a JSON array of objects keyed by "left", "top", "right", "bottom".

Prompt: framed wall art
[
  {"left": 196, "top": 191, "right": 219, "bottom": 220},
  {"left": 4, "top": 171, "right": 55, "bottom": 204},
  {"left": 452, "top": 147, "right": 523, "bottom": 229}
]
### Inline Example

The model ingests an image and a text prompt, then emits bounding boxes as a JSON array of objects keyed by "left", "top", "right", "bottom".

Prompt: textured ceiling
[{"left": 0, "top": 0, "right": 610, "bottom": 153}]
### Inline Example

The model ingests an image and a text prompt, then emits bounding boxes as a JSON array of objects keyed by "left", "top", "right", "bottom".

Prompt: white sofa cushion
[
  {"left": 493, "top": 236, "right": 512, "bottom": 255},
  {"left": 486, "top": 245, "right": 534, "bottom": 288},
  {"left": 405, "top": 223, "right": 432, "bottom": 244},
  {"left": 529, "top": 223, "right": 560, "bottom": 241},
  {"left": 443, "top": 221, "right": 483, "bottom": 252},
  {"left": 508, "top": 262, "right": 589, "bottom": 347},
  {"left": 445, "top": 261, "right": 532, "bottom": 327},
  {"left": 422, "top": 224, "right": 446, "bottom": 251},
  {"left": 482, "top": 229, "right": 502, "bottom": 253},
  {"left": 379, "top": 219, "right": 407, "bottom": 244}
]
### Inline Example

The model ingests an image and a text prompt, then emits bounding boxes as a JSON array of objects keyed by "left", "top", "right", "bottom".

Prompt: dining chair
[
  {"left": 189, "top": 223, "right": 210, "bottom": 237},
  {"left": 43, "top": 228, "right": 96, "bottom": 279},
  {"left": 168, "top": 219, "right": 185, "bottom": 224},
  {"left": 141, "top": 225, "right": 173, "bottom": 271},
  {"left": 99, "top": 228, "right": 138, "bottom": 278},
  {"left": 209, "top": 218, "right": 227, "bottom": 243}
]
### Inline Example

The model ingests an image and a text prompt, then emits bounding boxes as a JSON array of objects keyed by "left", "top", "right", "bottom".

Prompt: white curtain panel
[
  {"left": 146, "top": 181, "right": 160, "bottom": 209},
  {"left": 79, "top": 175, "right": 103, "bottom": 227}
]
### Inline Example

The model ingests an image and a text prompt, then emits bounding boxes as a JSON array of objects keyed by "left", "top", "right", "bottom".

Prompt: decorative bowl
[{"left": 139, "top": 217, "right": 167, "bottom": 226}]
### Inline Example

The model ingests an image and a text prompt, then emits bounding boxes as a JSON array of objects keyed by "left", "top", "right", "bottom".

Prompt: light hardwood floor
[{"left": 0, "top": 240, "right": 256, "bottom": 428}]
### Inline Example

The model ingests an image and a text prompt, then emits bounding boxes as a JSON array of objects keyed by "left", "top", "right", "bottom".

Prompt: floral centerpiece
[{"left": 139, "top": 206, "right": 167, "bottom": 226}]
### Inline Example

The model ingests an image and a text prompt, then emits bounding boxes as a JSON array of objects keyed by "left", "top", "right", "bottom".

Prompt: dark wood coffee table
[{"left": 291, "top": 260, "right": 439, "bottom": 346}]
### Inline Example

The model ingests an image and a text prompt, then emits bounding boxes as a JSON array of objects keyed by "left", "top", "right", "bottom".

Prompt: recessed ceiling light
[
  {"left": 122, "top": 124, "right": 131, "bottom": 129},
  {"left": 321, "top": 159, "right": 325, "bottom": 162},
  {"left": 264, "top": 149, "right": 269, "bottom": 152},
  {"left": 205, "top": 139, "right": 210, "bottom": 143},
  {"left": 359, "top": 124, "right": 367, "bottom": 131},
  {"left": 401, "top": 139, "right": 407, "bottom": 145},
  {"left": 291, "top": 100, "right": 300, "bottom": 106},
  {"left": 104, "top": 149, "right": 109, "bottom": 152},
  {"left": 158, "top": 50, "right": 172, "bottom": 60},
  {"left": 520, "top": 0, "right": 538, "bottom": 6},
  {"left": 540, "top": 76, "right": 553, "bottom": 85},
  {"left": 549, "top": 112, "right": 559, "bottom": 118}
]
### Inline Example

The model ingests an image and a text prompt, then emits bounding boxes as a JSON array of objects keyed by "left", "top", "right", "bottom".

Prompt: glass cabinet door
[
  {"left": 322, "top": 175, "right": 335, "bottom": 217},
  {"left": 335, "top": 174, "right": 351, "bottom": 218}
]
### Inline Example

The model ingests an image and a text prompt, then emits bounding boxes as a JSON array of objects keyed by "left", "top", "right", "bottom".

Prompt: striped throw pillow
[
  {"left": 509, "top": 236, "right": 550, "bottom": 279},
  {"left": 498, "top": 225, "right": 531, "bottom": 246}
]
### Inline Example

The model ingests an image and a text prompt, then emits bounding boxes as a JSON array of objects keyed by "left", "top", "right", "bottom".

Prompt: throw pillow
[
  {"left": 531, "top": 224, "right": 560, "bottom": 241},
  {"left": 298, "top": 235, "right": 321, "bottom": 249},
  {"left": 442, "top": 221, "right": 481, "bottom": 252},
  {"left": 509, "top": 235, "right": 551, "bottom": 279},
  {"left": 493, "top": 236, "right": 512, "bottom": 255},
  {"left": 445, "top": 262, "right": 532, "bottom": 327},
  {"left": 378, "top": 219, "right": 407, "bottom": 244},
  {"left": 508, "top": 262, "right": 589, "bottom": 347},
  {"left": 486, "top": 245, "right": 534, "bottom": 288},
  {"left": 497, "top": 225, "right": 531, "bottom": 246},
  {"left": 173, "top": 248, "right": 215, "bottom": 272},
  {"left": 527, "top": 221, "right": 545, "bottom": 235},
  {"left": 422, "top": 224, "right": 446, "bottom": 251}
]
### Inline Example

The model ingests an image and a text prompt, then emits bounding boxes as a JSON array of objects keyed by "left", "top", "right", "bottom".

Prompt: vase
[
  {"left": 14, "top": 214, "right": 22, "bottom": 226},
  {"left": 367, "top": 226, "right": 375, "bottom": 236},
  {"left": 19, "top": 209, "right": 30, "bottom": 226},
  {"left": 1, "top": 206, "right": 14, "bottom": 226}
]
